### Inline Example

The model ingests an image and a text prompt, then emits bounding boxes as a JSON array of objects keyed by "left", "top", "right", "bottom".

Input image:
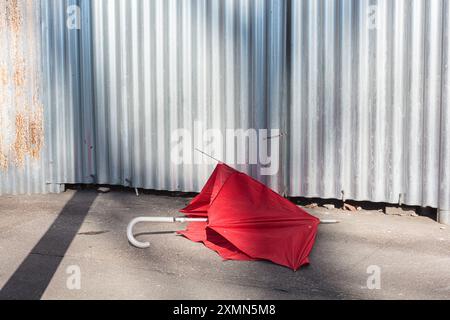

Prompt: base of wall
[{"left": 438, "top": 209, "right": 450, "bottom": 225}]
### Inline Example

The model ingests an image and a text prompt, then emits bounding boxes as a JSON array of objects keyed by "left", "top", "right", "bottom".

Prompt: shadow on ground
[{"left": 0, "top": 191, "right": 97, "bottom": 300}]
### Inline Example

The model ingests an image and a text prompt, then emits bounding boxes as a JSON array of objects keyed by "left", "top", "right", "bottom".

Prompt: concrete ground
[{"left": 0, "top": 189, "right": 449, "bottom": 300}]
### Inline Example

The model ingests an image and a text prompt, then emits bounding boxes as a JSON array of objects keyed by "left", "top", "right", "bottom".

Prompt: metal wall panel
[
  {"left": 0, "top": 0, "right": 62, "bottom": 195},
  {"left": 288, "top": 0, "right": 450, "bottom": 211},
  {"left": 41, "top": 0, "right": 287, "bottom": 193},
  {"left": 39, "top": 0, "right": 95, "bottom": 189}
]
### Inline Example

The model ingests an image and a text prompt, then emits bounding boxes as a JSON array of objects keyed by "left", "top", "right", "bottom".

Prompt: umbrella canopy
[{"left": 178, "top": 164, "right": 320, "bottom": 270}]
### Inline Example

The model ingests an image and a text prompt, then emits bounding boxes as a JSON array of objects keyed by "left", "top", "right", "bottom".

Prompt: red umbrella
[
  {"left": 178, "top": 164, "right": 320, "bottom": 270},
  {"left": 127, "top": 164, "right": 336, "bottom": 271}
]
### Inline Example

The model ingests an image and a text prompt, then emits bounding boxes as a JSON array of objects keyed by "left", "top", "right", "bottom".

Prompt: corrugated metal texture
[
  {"left": 40, "top": 0, "right": 288, "bottom": 193},
  {"left": 288, "top": 0, "right": 449, "bottom": 208},
  {"left": 8, "top": 0, "right": 450, "bottom": 211},
  {"left": 40, "top": 0, "right": 96, "bottom": 187},
  {"left": 0, "top": 0, "right": 61, "bottom": 195}
]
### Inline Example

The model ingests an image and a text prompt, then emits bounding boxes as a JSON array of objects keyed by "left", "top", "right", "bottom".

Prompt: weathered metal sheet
[{"left": 0, "top": 0, "right": 61, "bottom": 195}]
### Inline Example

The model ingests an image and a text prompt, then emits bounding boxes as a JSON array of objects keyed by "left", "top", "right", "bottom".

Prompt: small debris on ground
[
  {"left": 97, "top": 187, "right": 111, "bottom": 194},
  {"left": 78, "top": 230, "right": 110, "bottom": 236},
  {"left": 385, "top": 207, "right": 418, "bottom": 217},
  {"left": 343, "top": 203, "right": 358, "bottom": 212},
  {"left": 305, "top": 203, "right": 318, "bottom": 209},
  {"left": 323, "top": 204, "right": 335, "bottom": 210},
  {"left": 357, "top": 207, "right": 363, "bottom": 211},
  {"left": 440, "top": 226, "right": 447, "bottom": 230}
]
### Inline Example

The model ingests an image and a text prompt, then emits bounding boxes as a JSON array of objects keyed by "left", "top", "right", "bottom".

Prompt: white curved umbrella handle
[{"left": 127, "top": 216, "right": 208, "bottom": 248}]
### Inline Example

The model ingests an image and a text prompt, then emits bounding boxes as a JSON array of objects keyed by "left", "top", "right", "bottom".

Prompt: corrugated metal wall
[
  {"left": 2, "top": 0, "right": 450, "bottom": 217},
  {"left": 0, "top": 0, "right": 62, "bottom": 194},
  {"left": 288, "top": 0, "right": 450, "bottom": 211}
]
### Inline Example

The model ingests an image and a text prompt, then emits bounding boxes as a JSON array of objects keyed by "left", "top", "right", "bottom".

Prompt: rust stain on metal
[
  {"left": 0, "top": 137, "right": 7, "bottom": 170},
  {"left": 0, "top": 63, "right": 8, "bottom": 86},
  {"left": 9, "top": 108, "right": 44, "bottom": 167},
  {"left": 0, "top": 0, "right": 44, "bottom": 171},
  {"left": 28, "top": 107, "right": 44, "bottom": 159},
  {"left": 12, "top": 58, "right": 26, "bottom": 88},
  {"left": 5, "top": 0, "right": 22, "bottom": 34},
  {"left": 13, "top": 112, "right": 28, "bottom": 166}
]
